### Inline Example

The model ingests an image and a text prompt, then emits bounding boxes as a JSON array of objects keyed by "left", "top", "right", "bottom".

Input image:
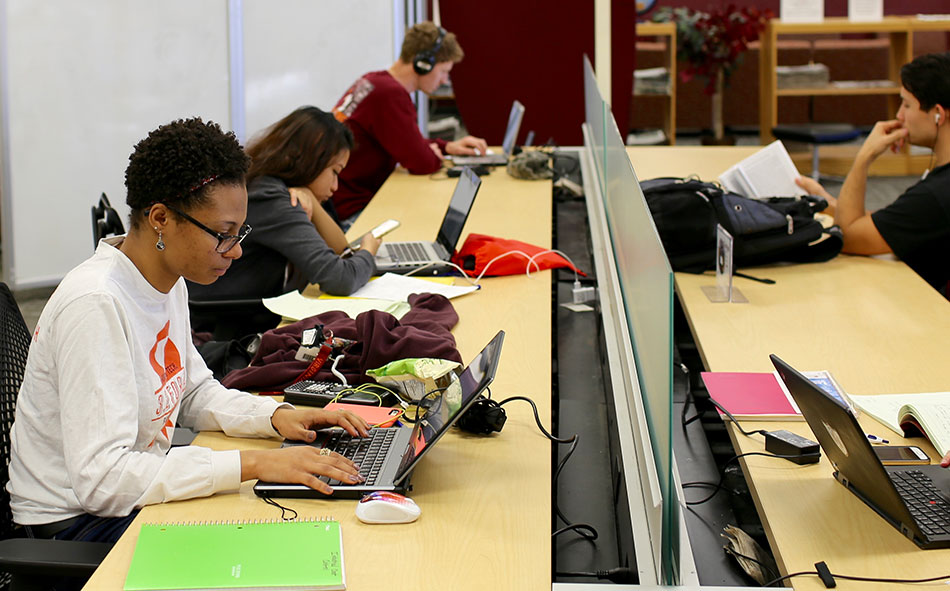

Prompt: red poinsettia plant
[{"left": 654, "top": 5, "right": 772, "bottom": 95}]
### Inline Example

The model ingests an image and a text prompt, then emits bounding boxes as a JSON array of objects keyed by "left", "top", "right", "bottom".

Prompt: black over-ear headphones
[{"left": 413, "top": 26, "right": 447, "bottom": 76}]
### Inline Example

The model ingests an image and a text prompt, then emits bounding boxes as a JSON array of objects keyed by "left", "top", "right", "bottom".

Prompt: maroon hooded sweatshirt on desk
[{"left": 221, "top": 293, "right": 462, "bottom": 392}]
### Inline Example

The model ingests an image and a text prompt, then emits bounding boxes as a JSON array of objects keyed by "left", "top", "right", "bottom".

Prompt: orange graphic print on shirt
[
  {"left": 333, "top": 77, "right": 373, "bottom": 122},
  {"left": 148, "top": 321, "right": 184, "bottom": 446}
]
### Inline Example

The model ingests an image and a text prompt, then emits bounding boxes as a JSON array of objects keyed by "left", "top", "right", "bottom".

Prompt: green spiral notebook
[{"left": 123, "top": 518, "right": 345, "bottom": 590}]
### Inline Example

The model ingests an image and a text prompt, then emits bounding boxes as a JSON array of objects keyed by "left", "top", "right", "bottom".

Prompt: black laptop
[
  {"left": 254, "top": 330, "right": 505, "bottom": 499},
  {"left": 771, "top": 354, "right": 950, "bottom": 549},
  {"left": 373, "top": 166, "right": 481, "bottom": 274}
]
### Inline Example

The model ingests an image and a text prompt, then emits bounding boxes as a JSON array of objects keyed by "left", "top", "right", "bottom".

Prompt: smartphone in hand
[{"left": 344, "top": 219, "right": 400, "bottom": 255}]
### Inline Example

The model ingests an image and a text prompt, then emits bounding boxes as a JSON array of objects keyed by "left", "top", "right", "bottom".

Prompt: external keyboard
[
  {"left": 285, "top": 380, "right": 345, "bottom": 396},
  {"left": 282, "top": 380, "right": 346, "bottom": 406},
  {"left": 890, "top": 470, "right": 950, "bottom": 536}
]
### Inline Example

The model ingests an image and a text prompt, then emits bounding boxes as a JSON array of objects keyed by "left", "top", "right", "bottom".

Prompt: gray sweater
[{"left": 189, "top": 176, "right": 375, "bottom": 300}]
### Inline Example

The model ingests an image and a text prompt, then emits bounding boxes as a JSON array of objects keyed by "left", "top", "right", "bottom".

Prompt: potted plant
[{"left": 653, "top": 5, "right": 771, "bottom": 144}]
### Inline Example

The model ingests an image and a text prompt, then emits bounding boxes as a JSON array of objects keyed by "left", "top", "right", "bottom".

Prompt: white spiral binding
[{"left": 146, "top": 516, "right": 334, "bottom": 526}]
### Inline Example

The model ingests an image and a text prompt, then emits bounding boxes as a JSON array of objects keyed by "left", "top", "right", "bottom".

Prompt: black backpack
[{"left": 641, "top": 177, "right": 844, "bottom": 273}]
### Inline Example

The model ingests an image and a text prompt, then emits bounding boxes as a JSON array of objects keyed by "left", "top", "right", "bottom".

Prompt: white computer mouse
[{"left": 355, "top": 492, "right": 421, "bottom": 524}]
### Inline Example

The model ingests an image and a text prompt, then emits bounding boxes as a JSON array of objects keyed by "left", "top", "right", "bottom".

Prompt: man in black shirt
[{"left": 797, "top": 52, "right": 950, "bottom": 295}]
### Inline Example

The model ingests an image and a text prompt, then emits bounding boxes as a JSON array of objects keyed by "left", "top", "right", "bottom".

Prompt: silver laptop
[
  {"left": 450, "top": 100, "right": 525, "bottom": 166},
  {"left": 374, "top": 166, "right": 481, "bottom": 274},
  {"left": 771, "top": 354, "right": 950, "bottom": 549},
  {"left": 254, "top": 330, "right": 505, "bottom": 499}
]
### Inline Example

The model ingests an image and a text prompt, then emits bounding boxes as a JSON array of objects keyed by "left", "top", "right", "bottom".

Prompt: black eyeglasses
[{"left": 161, "top": 204, "right": 251, "bottom": 253}]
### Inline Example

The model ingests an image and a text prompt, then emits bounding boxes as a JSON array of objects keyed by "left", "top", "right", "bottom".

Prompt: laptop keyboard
[
  {"left": 890, "top": 470, "right": 950, "bottom": 536},
  {"left": 387, "top": 242, "right": 429, "bottom": 263},
  {"left": 318, "top": 428, "right": 398, "bottom": 486}
]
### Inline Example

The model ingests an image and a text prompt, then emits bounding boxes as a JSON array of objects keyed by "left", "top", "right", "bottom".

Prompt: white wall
[
  {"left": 2, "top": 0, "right": 231, "bottom": 288},
  {"left": 0, "top": 0, "right": 395, "bottom": 289},
  {"left": 243, "top": 0, "right": 394, "bottom": 141}
]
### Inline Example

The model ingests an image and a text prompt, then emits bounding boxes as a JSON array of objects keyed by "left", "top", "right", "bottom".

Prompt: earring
[{"left": 154, "top": 227, "right": 165, "bottom": 251}]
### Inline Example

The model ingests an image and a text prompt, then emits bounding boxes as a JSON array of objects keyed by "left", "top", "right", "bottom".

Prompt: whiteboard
[
  {"left": 1, "top": 0, "right": 231, "bottom": 289},
  {"left": 243, "top": 0, "right": 395, "bottom": 141},
  {"left": 0, "top": 0, "right": 396, "bottom": 289}
]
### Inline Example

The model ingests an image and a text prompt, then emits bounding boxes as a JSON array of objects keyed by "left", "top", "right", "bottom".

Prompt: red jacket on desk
[{"left": 331, "top": 70, "right": 447, "bottom": 220}]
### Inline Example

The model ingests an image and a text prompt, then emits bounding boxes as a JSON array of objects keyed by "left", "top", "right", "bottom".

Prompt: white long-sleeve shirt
[{"left": 7, "top": 238, "right": 285, "bottom": 524}]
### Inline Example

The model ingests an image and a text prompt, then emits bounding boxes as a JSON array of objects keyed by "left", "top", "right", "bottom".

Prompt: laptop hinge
[{"left": 434, "top": 242, "right": 451, "bottom": 262}]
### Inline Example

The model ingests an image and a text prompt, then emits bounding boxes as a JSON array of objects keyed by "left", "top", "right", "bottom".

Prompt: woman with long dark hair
[{"left": 189, "top": 106, "right": 380, "bottom": 311}]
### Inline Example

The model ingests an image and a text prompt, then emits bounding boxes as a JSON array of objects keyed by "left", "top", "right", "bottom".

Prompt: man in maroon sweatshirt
[{"left": 331, "top": 21, "right": 487, "bottom": 224}]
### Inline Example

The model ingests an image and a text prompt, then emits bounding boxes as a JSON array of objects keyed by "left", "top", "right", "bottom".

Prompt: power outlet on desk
[{"left": 572, "top": 282, "right": 596, "bottom": 304}]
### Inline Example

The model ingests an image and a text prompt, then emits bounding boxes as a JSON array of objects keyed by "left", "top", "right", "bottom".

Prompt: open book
[
  {"left": 718, "top": 140, "right": 807, "bottom": 199},
  {"left": 850, "top": 392, "right": 950, "bottom": 457}
]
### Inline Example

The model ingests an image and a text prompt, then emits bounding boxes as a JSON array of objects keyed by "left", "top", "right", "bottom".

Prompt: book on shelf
[
  {"left": 829, "top": 79, "right": 896, "bottom": 89},
  {"left": 633, "top": 67, "right": 671, "bottom": 95},
  {"left": 776, "top": 63, "right": 829, "bottom": 89},
  {"left": 702, "top": 370, "right": 855, "bottom": 421},
  {"left": 849, "top": 392, "right": 950, "bottom": 457},
  {"left": 718, "top": 140, "right": 807, "bottom": 200},
  {"left": 123, "top": 518, "right": 345, "bottom": 591}
]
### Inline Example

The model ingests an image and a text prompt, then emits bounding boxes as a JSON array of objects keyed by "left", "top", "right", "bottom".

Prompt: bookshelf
[
  {"left": 634, "top": 21, "right": 677, "bottom": 145},
  {"left": 758, "top": 16, "right": 950, "bottom": 176}
]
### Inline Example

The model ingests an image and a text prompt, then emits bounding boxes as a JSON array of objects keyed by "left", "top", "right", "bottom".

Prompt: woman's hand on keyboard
[
  {"left": 240, "top": 447, "right": 364, "bottom": 494},
  {"left": 271, "top": 407, "right": 371, "bottom": 442}
]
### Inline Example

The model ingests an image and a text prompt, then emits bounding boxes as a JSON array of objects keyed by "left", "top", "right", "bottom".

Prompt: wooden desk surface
[
  {"left": 630, "top": 146, "right": 950, "bottom": 590},
  {"left": 677, "top": 261, "right": 950, "bottom": 591},
  {"left": 676, "top": 257, "right": 950, "bottom": 394},
  {"left": 84, "top": 167, "right": 554, "bottom": 590},
  {"left": 627, "top": 145, "right": 760, "bottom": 182}
]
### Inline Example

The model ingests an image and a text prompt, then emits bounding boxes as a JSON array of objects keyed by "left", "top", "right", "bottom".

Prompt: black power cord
[
  {"left": 680, "top": 362, "right": 704, "bottom": 428},
  {"left": 682, "top": 451, "right": 819, "bottom": 505},
  {"left": 707, "top": 397, "right": 771, "bottom": 438},
  {"left": 555, "top": 567, "right": 636, "bottom": 584},
  {"left": 680, "top": 362, "right": 769, "bottom": 439},
  {"left": 764, "top": 561, "right": 950, "bottom": 588},
  {"left": 720, "top": 547, "right": 780, "bottom": 584},
  {"left": 490, "top": 393, "right": 598, "bottom": 541}
]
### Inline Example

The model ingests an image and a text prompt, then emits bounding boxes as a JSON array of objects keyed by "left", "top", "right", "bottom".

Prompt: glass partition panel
[
  {"left": 602, "top": 122, "right": 677, "bottom": 585},
  {"left": 582, "top": 56, "right": 606, "bottom": 186},
  {"left": 583, "top": 55, "right": 677, "bottom": 584}
]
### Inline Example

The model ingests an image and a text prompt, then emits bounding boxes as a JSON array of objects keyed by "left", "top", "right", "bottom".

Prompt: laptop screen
[
  {"left": 394, "top": 330, "right": 505, "bottom": 483},
  {"left": 501, "top": 100, "right": 526, "bottom": 157},
  {"left": 770, "top": 355, "right": 919, "bottom": 530},
  {"left": 435, "top": 166, "right": 481, "bottom": 254}
]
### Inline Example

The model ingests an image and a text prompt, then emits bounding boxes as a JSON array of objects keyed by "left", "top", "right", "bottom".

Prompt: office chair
[
  {"left": 0, "top": 283, "right": 112, "bottom": 591},
  {"left": 771, "top": 123, "right": 863, "bottom": 182},
  {"left": 91, "top": 193, "right": 126, "bottom": 249},
  {"left": 189, "top": 298, "right": 279, "bottom": 342}
]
